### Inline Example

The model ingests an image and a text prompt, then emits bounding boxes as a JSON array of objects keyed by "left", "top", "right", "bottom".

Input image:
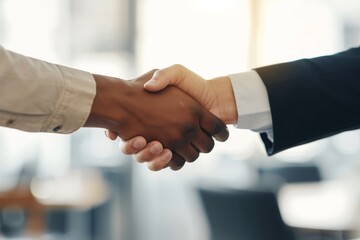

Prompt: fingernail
[
  {"left": 104, "top": 130, "right": 109, "bottom": 138},
  {"left": 162, "top": 151, "right": 172, "bottom": 162},
  {"left": 150, "top": 144, "right": 161, "bottom": 154},
  {"left": 145, "top": 79, "right": 157, "bottom": 87},
  {"left": 133, "top": 139, "right": 145, "bottom": 149}
]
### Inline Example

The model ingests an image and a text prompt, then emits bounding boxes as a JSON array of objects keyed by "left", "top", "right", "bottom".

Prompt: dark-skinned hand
[{"left": 84, "top": 70, "right": 229, "bottom": 170}]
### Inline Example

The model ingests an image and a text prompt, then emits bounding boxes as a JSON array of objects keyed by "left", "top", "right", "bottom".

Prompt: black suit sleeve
[{"left": 254, "top": 47, "right": 360, "bottom": 155}]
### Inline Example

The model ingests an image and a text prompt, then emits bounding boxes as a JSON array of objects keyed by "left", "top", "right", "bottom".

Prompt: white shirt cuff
[{"left": 228, "top": 70, "right": 273, "bottom": 132}]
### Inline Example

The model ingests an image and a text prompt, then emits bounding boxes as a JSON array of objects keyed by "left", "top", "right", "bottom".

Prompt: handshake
[{"left": 84, "top": 65, "right": 238, "bottom": 171}]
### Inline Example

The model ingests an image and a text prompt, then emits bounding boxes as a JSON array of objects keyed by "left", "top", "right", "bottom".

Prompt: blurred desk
[
  {"left": 0, "top": 170, "right": 108, "bottom": 236},
  {"left": 278, "top": 180, "right": 360, "bottom": 232},
  {"left": 32, "top": 170, "right": 108, "bottom": 209}
]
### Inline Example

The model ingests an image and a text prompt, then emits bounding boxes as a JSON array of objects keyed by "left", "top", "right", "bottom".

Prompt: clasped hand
[
  {"left": 85, "top": 69, "right": 230, "bottom": 170},
  {"left": 106, "top": 65, "right": 238, "bottom": 171}
]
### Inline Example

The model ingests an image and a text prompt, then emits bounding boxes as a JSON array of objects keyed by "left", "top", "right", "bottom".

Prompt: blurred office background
[{"left": 0, "top": 0, "right": 360, "bottom": 239}]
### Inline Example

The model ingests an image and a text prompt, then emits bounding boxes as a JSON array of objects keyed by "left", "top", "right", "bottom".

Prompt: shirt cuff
[
  {"left": 44, "top": 65, "right": 96, "bottom": 134},
  {"left": 228, "top": 70, "right": 273, "bottom": 132}
]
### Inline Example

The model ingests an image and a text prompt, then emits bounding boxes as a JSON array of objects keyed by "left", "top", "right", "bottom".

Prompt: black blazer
[{"left": 255, "top": 47, "right": 360, "bottom": 155}]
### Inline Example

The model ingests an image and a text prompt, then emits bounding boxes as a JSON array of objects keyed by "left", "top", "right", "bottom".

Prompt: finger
[
  {"left": 133, "top": 141, "right": 164, "bottom": 163},
  {"left": 200, "top": 111, "right": 229, "bottom": 142},
  {"left": 120, "top": 136, "right": 147, "bottom": 155},
  {"left": 174, "top": 144, "right": 200, "bottom": 163},
  {"left": 137, "top": 69, "right": 158, "bottom": 80},
  {"left": 168, "top": 152, "right": 186, "bottom": 171},
  {"left": 105, "top": 130, "right": 118, "bottom": 140},
  {"left": 191, "top": 129, "right": 215, "bottom": 153},
  {"left": 167, "top": 124, "right": 201, "bottom": 163},
  {"left": 144, "top": 64, "right": 193, "bottom": 91},
  {"left": 146, "top": 149, "right": 173, "bottom": 171}
]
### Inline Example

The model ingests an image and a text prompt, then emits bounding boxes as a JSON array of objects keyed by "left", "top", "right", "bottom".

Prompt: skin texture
[
  {"left": 109, "top": 65, "right": 238, "bottom": 171},
  {"left": 85, "top": 70, "right": 229, "bottom": 170}
]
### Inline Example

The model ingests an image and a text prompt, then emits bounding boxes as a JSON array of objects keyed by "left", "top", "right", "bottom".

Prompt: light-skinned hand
[{"left": 108, "top": 65, "right": 237, "bottom": 171}]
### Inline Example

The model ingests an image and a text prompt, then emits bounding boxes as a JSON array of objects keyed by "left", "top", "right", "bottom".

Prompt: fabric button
[
  {"left": 5, "top": 119, "right": 15, "bottom": 126},
  {"left": 53, "top": 125, "right": 62, "bottom": 132}
]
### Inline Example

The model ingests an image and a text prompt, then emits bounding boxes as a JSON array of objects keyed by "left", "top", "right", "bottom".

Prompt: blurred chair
[
  {"left": 198, "top": 186, "right": 295, "bottom": 240},
  {"left": 258, "top": 164, "right": 322, "bottom": 192},
  {"left": 0, "top": 161, "right": 40, "bottom": 238},
  {"left": 258, "top": 164, "right": 321, "bottom": 183}
]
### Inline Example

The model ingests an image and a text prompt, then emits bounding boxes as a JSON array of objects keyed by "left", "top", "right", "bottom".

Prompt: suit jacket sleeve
[{"left": 255, "top": 47, "right": 360, "bottom": 155}]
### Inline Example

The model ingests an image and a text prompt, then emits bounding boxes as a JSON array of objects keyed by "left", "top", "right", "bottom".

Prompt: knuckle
[
  {"left": 203, "top": 140, "right": 215, "bottom": 153},
  {"left": 212, "top": 119, "right": 222, "bottom": 134},
  {"left": 154, "top": 69, "right": 165, "bottom": 78},
  {"left": 186, "top": 151, "right": 199, "bottom": 163},
  {"left": 183, "top": 123, "right": 197, "bottom": 138},
  {"left": 120, "top": 143, "right": 132, "bottom": 155},
  {"left": 172, "top": 64, "right": 187, "bottom": 79},
  {"left": 147, "top": 162, "right": 163, "bottom": 171},
  {"left": 169, "top": 156, "right": 185, "bottom": 170},
  {"left": 211, "top": 118, "right": 226, "bottom": 135},
  {"left": 170, "top": 140, "right": 186, "bottom": 150},
  {"left": 133, "top": 155, "right": 145, "bottom": 163},
  {"left": 170, "top": 164, "right": 183, "bottom": 171},
  {"left": 134, "top": 151, "right": 150, "bottom": 163},
  {"left": 172, "top": 64, "right": 184, "bottom": 71}
]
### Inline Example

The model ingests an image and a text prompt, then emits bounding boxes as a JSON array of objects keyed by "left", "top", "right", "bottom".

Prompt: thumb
[
  {"left": 144, "top": 64, "right": 190, "bottom": 92},
  {"left": 144, "top": 64, "right": 211, "bottom": 109}
]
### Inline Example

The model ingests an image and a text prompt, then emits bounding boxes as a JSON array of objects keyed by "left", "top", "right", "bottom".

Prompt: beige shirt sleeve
[{"left": 0, "top": 46, "right": 96, "bottom": 133}]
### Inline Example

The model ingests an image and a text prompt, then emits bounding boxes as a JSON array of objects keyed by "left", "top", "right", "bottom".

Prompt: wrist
[
  {"left": 84, "top": 74, "right": 128, "bottom": 130},
  {"left": 208, "top": 76, "right": 238, "bottom": 124}
]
